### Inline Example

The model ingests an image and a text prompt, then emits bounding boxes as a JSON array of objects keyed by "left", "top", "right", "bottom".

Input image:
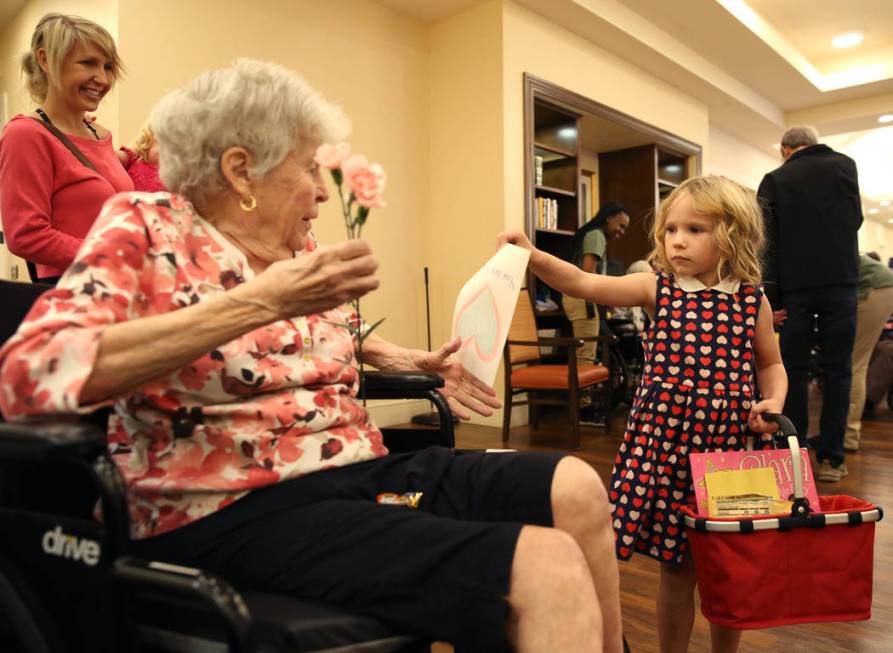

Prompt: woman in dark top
[{"left": 563, "top": 202, "right": 629, "bottom": 423}]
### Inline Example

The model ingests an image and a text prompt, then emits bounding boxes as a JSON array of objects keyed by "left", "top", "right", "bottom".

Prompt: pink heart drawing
[{"left": 454, "top": 284, "right": 501, "bottom": 362}]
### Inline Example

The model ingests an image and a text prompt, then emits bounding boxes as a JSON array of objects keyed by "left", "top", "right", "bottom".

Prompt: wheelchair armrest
[
  {"left": 362, "top": 372, "right": 455, "bottom": 449},
  {"left": 0, "top": 420, "right": 106, "bottom": 463},
  {"left": 509, "top": 337, "right": 590, "bottom": 349},
  {"left": 113, "top": 555, "right": 255, "bottom": 653},
  {"left": 361, "top": 371, "right": 444, "bottom": 399}
]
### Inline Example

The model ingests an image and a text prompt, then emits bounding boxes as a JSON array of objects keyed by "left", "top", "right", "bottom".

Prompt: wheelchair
[
  {"left": 604, "top": 314, "right": 645, "bottom": 407},
  {"left": 0, "top": 280, "right": 454, "bottom": 653}
]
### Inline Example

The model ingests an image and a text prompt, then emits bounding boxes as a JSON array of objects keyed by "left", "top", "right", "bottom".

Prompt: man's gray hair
[
  {"left": 151, "top": 58, "right": 349, "bottom": 203},
  {"left": 780, "top": 126, "right": 818, "bottom": 149}
]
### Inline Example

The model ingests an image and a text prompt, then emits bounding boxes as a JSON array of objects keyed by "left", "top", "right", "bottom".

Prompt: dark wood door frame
[{"left": 523, "top": 72, "right": 702, "bottom": 240}]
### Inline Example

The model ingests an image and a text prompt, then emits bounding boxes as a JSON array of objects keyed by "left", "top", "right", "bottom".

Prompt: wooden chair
[{"left": 502, "top": 289, "right": 614, "bottom": 449}]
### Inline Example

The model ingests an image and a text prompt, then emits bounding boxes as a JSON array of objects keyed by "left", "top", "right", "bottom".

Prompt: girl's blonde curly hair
[
  {"left": 132, "top": 124, "right": 155, "bottom": 162},
  {"left": 647, "top": 175, "right": 765, "bottom": 285}
]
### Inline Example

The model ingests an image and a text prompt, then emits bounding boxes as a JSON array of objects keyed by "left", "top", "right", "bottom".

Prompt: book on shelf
[
  {"left": 536, "top": 197, "right": 558, "bottom": 230},
  {"left": 534, "top": 155, "right": 543, "bottom": 185}
]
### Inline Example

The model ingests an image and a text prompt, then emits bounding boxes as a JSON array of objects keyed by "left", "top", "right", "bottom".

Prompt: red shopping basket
[{"left": 682, "top": 413, "right": 883, "bottom": 630}]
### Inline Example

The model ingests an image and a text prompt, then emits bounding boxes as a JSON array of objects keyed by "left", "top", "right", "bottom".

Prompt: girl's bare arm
[
  {"left": 749, "top": 295, "right": 788, "bottom": 432},
  {"left": 497, "top": 230, "right": 655, "bottom": 312}
]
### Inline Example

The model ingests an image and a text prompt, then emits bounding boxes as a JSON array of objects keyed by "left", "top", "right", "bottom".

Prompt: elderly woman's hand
[
  {"left": 410, "top": 336, "right": 501, "bottom": 420},
  {"left": 247, "top": 240, "right": 379, "bottom": 319}
]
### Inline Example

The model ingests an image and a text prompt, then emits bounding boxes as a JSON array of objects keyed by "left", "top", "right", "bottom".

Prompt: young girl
[
  {"left": 118, "top": 124, "right": 166, "bottom": 192},
  {"left": 498, "top": 175, "right": 787, "bottom": 653}
]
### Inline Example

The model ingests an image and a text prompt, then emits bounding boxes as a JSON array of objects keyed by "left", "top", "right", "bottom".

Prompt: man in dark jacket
[{"left": 758, "top": 126, "right": 862, "bottom": 483}]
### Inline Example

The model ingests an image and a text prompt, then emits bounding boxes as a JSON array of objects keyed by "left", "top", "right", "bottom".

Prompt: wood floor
[{"left": 439, "top": 390, "right": 893, "bottom": 652}]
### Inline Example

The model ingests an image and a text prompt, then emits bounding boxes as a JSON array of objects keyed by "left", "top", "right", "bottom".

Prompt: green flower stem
[
  {"left": 329, "top": 167, "right": 380, "bottom": 405},
  {"left": 333, "top": 175, "right": 364, "bottom": 397},
  {"left": 335, "top": 180, "right": 352, "bottom": 239},
  {"left": 355, "top": 295, "right": 365, "bottom": 403}
]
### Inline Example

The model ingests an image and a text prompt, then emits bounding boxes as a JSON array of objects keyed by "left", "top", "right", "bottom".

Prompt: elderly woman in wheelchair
[{"left": 0, "top": 59, "right": 622, "bottom": 653}]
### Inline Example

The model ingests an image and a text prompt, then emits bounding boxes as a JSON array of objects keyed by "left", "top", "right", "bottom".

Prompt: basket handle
[{"left": 762, "top": 412, "right": 811, "bottom": 517}]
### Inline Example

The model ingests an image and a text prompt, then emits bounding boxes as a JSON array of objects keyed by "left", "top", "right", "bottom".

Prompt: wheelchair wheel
[
  {"left": 609, "top": 348, "right": 630, "bottom": 406},
  {"left": 0, "top": 564, "right": 61, "bottom": 653}
]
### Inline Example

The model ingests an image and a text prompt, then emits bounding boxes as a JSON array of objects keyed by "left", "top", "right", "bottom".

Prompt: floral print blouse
[{"left": 0, "top": 192, "right": 386, "bottom": 539}]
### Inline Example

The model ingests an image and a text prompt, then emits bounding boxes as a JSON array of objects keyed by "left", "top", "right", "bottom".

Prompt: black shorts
[{"left": 132, "top": 446, "right": 566, "bottom": 652}]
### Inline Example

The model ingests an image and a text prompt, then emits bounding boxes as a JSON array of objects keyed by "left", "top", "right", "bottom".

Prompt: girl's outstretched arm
[
  {"left": 749, "top": 294, "right": 788, "bottom": 432},
  {"left": 496, "top": 230, "right": 655, "bottom": 311}
]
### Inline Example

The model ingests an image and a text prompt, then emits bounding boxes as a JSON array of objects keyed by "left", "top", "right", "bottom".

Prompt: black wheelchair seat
[
  {"left": 0, "top": 280, "right": 450, "bottom": 653},
  {"left": 125, "top": 582, "right": 423, "bottom": 653}
]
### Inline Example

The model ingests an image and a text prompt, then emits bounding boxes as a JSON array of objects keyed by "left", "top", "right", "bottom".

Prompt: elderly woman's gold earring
[{"left": 240, "top": 195, "right": 257, "bottom": 212}]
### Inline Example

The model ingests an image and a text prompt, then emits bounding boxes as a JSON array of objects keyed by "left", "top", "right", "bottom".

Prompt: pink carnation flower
[
  {"left": 314, "top": 142, "right": 352, "bottom": 169},
  {"left": 341, "top": 154, "right": 387, "bottom": 209}
]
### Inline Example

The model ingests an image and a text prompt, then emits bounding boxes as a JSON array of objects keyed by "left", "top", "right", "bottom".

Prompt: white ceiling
[
  {"left": 5, "top": 0, "right": 888, "bottom": 204},
  {"left": 614, "top": 0, "right": 893, "bottom": 111},
  {"left": 825, "top": 125, "right": 893, "bottom": 217},
  {"left": 373, "top": 0, "right": 893, "bottom": 209},
  {"left": 578, "top": 113, "right": 654, "bottom": 154},
  {"left": 748, "top": 0, "right": 893, "bottom": 72}
]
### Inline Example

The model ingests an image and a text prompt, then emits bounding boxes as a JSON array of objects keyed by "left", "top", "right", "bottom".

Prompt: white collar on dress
[{"left": 676, "top": 275, "right": 741, "bottom": 293}]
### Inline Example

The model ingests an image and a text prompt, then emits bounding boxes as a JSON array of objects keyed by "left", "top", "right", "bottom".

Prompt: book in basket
[{"left": 689, "top": 448, "right": 821, "bottom": 516}]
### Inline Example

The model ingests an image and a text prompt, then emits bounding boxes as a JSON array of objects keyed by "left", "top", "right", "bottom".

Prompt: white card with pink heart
[{"left": 450, "top": 244, "right": 530, "bottom": 385}]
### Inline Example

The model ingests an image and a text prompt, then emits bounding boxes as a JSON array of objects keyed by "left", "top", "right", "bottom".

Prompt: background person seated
[
  {"left": 844, "top": 253, "right": 893, "bottom": 450},
  {"left": 563, "top": 202, "right": 630, "bottom": 425},
  {"left": 865, "top": 338, "right": 893, "bottom": 414},
  {"left": 0, "top": 59, "right": 623, "bottom": 653}
]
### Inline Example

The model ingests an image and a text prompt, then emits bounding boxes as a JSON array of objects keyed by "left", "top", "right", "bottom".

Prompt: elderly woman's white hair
[{"left": 151, "top": 58, "right": 349, "bottom": 203}]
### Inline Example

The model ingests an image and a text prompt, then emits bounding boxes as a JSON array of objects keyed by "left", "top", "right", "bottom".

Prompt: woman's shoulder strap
[{"left": 29, "top": 113, "right": 97, "bottom": 171}]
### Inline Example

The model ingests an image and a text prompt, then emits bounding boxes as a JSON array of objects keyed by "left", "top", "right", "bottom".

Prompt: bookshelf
[
  {"left": 527, "top": 99, "right": 581, "bottom": 317},
  {"left": 523, "top": 73, "right": 701, "bottom": 324},
  {"left": 599, "top": 145, "right": 693, "bottom": 272}
]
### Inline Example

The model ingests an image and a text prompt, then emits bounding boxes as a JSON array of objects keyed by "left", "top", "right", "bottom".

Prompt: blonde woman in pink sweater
[{"left": 0, "top": 13, "right": 132, "bottom": 284}]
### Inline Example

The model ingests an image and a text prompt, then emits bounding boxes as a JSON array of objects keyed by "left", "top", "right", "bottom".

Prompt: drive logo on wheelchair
[{"left": 41, "top": 525, "right": 100, "bottom": 566}]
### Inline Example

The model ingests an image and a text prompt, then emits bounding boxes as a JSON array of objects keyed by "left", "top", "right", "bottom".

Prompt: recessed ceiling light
[
  {"left": 832, "top": 31, "right": 864, "bottom": 49},
  {"left": 879, "top": 114, "right": 893, "bottom": 124},
  {"left": 881, "top": 200, "right": 891, "bottom": 206},
  {"left": 868, "top": 208, "right": 880, "bottom": 214}
]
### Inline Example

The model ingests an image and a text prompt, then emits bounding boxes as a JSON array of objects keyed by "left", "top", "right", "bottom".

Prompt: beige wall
[
  {"left": 496, "top": 0, "right": 708, "bottom": 427},
  {"left": 704, "top": 124, "right": 778, "bottom": 191},
  {"left": 12, "top": 0, "right": 856, "bottom": 428},
  {"left": 705, "top": 125, "right": 893, "bottom": 258},
  {"left": 427, "top": 0, "right": 506, "bottom": 426},
  {"left": 501, "top": 0, "right": 709, "bottom": 240},
  {"left": 0, "top": 0, "right": 119, "bottom": 281},
  {"left": 117, "top": 0, "right": 435, "bottom": 424},
  {"left": 118, "top": 0, "right": 431, "bottom": 358},
  {"left": 859, "top": 220, "right": 893, "bottom": 263}
]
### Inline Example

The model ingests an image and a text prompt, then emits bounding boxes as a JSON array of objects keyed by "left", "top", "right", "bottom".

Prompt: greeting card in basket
[
  {"left": 690, "top": 448, "right": 820, "bottom": 516},
  {"left": 704, "top": 467, "right": 794, "bottom": 517}
]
